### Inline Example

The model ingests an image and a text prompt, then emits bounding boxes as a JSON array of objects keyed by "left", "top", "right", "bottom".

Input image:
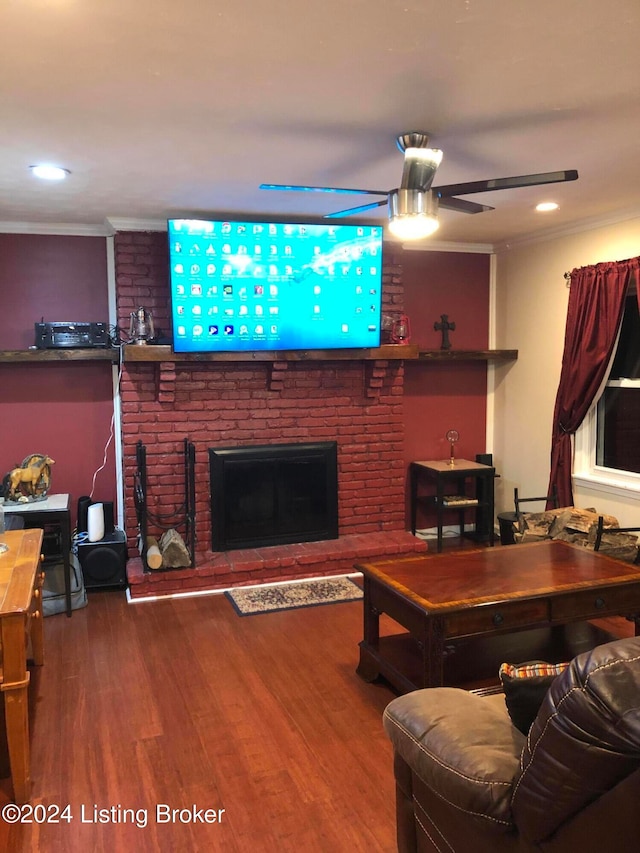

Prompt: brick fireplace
[
  {"left": 208, "top": 440, "right": 339, "bottom": 551},
  {"left": 115, "top": 231, "right": 426, "bottom": 598}
]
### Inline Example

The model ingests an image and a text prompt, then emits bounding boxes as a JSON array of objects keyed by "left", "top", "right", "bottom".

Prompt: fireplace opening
[{"left": 209, "top": 441, "right": 338, "bottom": 551}]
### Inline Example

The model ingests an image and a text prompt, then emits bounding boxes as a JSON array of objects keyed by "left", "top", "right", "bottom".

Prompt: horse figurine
[{"left": 4, "top": 455, "right": 55, "bottom": 500}]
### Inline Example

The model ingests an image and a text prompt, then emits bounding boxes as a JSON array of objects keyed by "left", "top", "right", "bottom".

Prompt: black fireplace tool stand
[{"left": 134, "top": 438, "right": 196, "bottom": 571}]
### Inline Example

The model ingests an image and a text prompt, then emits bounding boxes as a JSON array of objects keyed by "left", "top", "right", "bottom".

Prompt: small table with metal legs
[
  {"left": 3, "top": 494, "right": 72, "bottom": 617},
  {"left": 410, "top": 459, "right": 495, "bottom": 552}
]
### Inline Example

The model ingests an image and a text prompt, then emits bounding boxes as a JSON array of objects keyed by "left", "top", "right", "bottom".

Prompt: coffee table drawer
[
  {"left": 551, "top": 585, "right": 638, "bottom": 621},
  {"left": 445, "top": 599, "right": 548, "bottom": 637}
]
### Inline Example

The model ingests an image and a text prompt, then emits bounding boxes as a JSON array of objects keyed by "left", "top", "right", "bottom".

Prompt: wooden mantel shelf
[
  {"left": 417, "top": 349, "right": 518, "bottom": 362},
  {"left": 0, "top": 346, "right": 517, "bottom": 366},
  {"left": 120, "top": 343, "right": 420, "bottom": 402},
  {"left": 0, "top": 348, "right": 119, "bottom": 363},
  {"left": 121, "top": 343, "right": 420, "bottom": 363}
]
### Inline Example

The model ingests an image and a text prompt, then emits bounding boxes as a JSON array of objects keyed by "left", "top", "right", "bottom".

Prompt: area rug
[{"left": 225, "top": 576, "right": 363, "bottom": 616}]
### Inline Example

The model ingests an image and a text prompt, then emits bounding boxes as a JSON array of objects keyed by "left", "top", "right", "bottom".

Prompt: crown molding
[
  {"left": 400, "top": 239, "right": 494, "bottom": 254},
  {"left": 105, "top": 217, "right": 167, "bottom": 233},
  {"left": 6, "top": 204, "right": 639, "bottom": 250},
  {"left": 0, "top": 221, "right": 111, "bottom": 236},
  {"left": 0, "top": 217, "right": 493, "bottom": 252},
  {"left": 105, "top": 219, "right": 496, "bottom": 252},
  {"left": 493, "top": 204, "right": 640, "bottom": 252}
]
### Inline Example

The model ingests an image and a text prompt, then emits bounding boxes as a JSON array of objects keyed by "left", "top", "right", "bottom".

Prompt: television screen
[{"left": 167, "top": 218, "right": 383, "bottom": 353}]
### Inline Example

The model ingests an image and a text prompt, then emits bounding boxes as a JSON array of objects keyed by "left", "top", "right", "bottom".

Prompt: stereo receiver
[{"left": 35, "top": 321, "right": 110, "bottom": 349}]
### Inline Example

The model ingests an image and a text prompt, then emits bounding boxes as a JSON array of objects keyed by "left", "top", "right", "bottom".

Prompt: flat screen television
[{"left": 167, "top": 218, "right": 383, "bottom": 353}]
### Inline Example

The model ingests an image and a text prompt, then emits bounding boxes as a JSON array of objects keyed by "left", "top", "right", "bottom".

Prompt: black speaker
[
  {"left": 77, "top": 529, "right": 128, "bottom": 590},
  {"left": 475, "top": 453, "right": 495, "bottom": 540},
  {"left": 102, "top": 501, "right": 115, "bottom": 535},
  {"left": 77, "top": 497, "right": 115, "bottom": 535},
  {"left": 77, "top": 496, "right": 92, "bottom": 533},
  {"left": 476, "top": 454, "right": 494, "bottom": 468}
]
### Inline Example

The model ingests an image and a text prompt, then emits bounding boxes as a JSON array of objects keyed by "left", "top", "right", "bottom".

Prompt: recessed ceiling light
[
  {"left": 535, "top": 201, "right": 559, "bottom": 212},
  {"left": 29, "top": 164, "right": 71, "bottom": 181}
]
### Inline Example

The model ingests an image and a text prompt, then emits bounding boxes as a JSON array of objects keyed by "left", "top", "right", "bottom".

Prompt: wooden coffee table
[{"left": 355, "top": 540, "right": 640, "bottom": 693}]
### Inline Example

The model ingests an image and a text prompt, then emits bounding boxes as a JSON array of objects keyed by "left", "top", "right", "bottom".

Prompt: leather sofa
[{"left": 383, "top": 636, "right": 640, "bottom": 852}]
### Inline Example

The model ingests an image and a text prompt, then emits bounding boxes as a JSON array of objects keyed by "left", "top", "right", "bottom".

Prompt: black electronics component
[
  {"left": 34, "top": 321, "right": 110, "bottom": 349},
  {"left": 76, "top": 529, "right": 128, "bottom": 590},
  {"left": 475, "top": 453, "right": 496, "bottom": 540}
]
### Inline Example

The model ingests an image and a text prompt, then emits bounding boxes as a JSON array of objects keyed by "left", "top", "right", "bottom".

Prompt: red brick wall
[
  {"left": 115, "top": 232, "right": 408, "bottom": 570},
  {"left": 115, "top": 231, "right": 171, "bottom": 339}
]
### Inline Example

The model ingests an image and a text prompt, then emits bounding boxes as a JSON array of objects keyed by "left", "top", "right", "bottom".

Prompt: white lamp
[{"left": 388, "top": 189, "right": 440, "bottom": 240}]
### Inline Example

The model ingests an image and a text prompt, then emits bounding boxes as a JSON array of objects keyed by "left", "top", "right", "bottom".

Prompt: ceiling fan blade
[
  {"left": 434, "top": 169, "right": 579, "bottom": 198},
  {"left": 323, "top": 199, "right": 389, "bottom": 219},
  {"left": 438, "top": 196, "right": 494, "bottom": 214},
  {"left": 259, "top": 183, "right": 388, "bottom": 196}
]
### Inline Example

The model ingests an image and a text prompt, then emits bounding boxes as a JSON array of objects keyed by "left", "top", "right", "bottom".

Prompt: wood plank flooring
[
  {"left": 0, "top": 586, "right": 399, "bottom": 852},
  {"left": 0, "top": 537, "right": 634, "bottom": 852}
]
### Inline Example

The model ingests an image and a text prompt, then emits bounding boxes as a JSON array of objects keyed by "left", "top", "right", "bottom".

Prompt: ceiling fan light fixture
[
  {"left": 388, "top": 215, "right": 439, "bottom": 240},
  {"left": 400, "top": 148, "right": 443, "bottom": 192},
  {"left": 388, "top": 189, "right": 440, "bottom": 240},
  {"left": 404, "top": 147, "right": 443, "bottom": 167}
]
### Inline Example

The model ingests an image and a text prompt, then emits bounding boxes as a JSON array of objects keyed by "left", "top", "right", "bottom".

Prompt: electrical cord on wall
[{"left": 88, "top": 342, "right": 124, "bottom": 501}]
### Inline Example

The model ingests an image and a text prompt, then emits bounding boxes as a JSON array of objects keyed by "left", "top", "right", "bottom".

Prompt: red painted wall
[
  {"left": 401, "top": 251, "right": 491, "bottom": 528},
  {"left": 0, "top": 235, "right": 117, "bottom": 524},
  {"left": 402, "top": 250, "right": 491, "bottom": 351}
]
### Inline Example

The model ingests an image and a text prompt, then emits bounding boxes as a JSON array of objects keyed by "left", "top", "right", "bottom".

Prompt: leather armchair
[{"left": 383, "top": 636, "right": 640, "bottom": 852}]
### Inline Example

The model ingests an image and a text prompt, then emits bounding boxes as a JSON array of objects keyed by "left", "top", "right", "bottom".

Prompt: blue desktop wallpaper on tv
[{"left": 167, "top": 219, "right": 383, "bottom": 353}]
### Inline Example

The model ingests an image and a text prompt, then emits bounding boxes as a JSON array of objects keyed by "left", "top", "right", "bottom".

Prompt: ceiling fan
[{"left": 260, "top": 131, "right": 578, "bottom": 240}]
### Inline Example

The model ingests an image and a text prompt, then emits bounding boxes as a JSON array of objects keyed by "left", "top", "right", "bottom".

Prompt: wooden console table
[
  {"left": 0, "top": 528, "right": 45, "bottom": 803},
  {"left": 410, "top": 458, "right": 495, "bottom": 551}
]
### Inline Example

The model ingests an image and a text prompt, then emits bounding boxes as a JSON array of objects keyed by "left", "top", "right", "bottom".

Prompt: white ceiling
[{"left": 2, "top": 0, "right": 640, "bottom": 246}]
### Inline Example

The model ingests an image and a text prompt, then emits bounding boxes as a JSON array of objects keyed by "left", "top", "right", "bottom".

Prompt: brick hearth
[{"left": 127, "top": 530, "right": 427, "bottom": 599}]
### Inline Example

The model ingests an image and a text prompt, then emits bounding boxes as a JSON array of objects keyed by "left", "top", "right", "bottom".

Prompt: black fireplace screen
[{"left": 208, "top": 441, "right": 338, "bottom": 551}]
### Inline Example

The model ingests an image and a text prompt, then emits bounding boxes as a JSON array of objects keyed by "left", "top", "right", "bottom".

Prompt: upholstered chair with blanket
[{"left": 383, "top": 636, "right": 640, "bottom": 852}]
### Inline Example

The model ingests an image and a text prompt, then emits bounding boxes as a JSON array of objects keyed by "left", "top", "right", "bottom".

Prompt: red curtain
[{"left": 548, "top": 258, "right": 640, "bottom": 507}]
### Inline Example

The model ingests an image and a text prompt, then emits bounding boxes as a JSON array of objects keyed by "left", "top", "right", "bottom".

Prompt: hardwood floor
[
  {"left": 1, "top": 537, "right": 634, "bottom": 852},
  {"left": 0, "top": 585, "right": 399, "bottom": 852}
]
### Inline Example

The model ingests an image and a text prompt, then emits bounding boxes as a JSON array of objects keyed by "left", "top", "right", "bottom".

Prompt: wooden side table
[
  {"left": 3, "top": 494, "right": 72, "bottom": 617},
  {"left": 410, "top": 459, "right": 495, "bottom": 552},
  {"left": 0, "top": 528, "right": 45, "bottom": 803}
]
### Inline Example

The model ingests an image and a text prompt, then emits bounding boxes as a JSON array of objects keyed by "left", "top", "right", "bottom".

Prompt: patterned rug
[{"left": 225, "top": 576, "right": 363, "bottom": 616}]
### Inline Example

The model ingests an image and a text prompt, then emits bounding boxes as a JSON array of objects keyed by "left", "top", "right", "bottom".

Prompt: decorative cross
[{"left": 434, "top": 314, "right": 456, "bottom": 350}]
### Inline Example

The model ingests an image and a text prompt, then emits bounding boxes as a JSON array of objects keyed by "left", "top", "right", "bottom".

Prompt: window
[
  {"left": 574, "top": 286, "right": 640, "bottom": 494},
  {"left": 596, "top": 293, "right": 640, "bottom": 474}
]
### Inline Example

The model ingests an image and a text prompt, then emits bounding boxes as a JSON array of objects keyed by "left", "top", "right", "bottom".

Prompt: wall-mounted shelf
[
  {"left": 0, "top": 348, "right": 119, "bottom": 363},
  {"left": 417, "top": 350, "right": 518, "bottom": 362},
  {"left": 0, "top": 346, "right": 516, "bottom": 366},
  {"left": 121, "top": 343, "right": 419, "bottom": 363}
]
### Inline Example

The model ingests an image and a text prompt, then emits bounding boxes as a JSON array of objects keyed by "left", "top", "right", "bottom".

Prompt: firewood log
[
  {"left": 145, "top": 536, "right": 163, "bottom": 570},
  {"left": 159, "top": 527, "right": 191, "bottom": 568},
  {"left": 564, "top": 508, "right": 617, "bottom": 534}
]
